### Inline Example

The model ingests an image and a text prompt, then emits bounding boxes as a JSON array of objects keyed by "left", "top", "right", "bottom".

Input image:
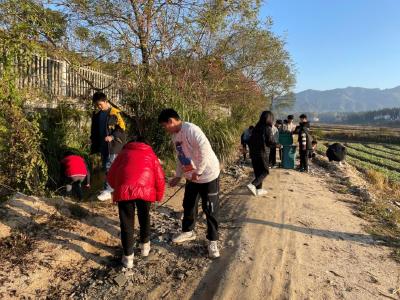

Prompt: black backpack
[{"left": 249, "top": 125, "right": 265, "bottom": 151}]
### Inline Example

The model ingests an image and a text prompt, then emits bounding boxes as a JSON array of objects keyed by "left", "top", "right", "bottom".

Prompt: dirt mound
[
  {"left": 0, "top": 168, "right": 245, "bottom": 299},
  {"left": 312, "top": 154, "right": 376, "bottom": 202}
]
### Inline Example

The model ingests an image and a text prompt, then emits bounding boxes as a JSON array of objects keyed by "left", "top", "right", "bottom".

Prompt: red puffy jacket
[
  {"left": 61, "top": 155, "right": 88, "bottom": 177},
  {"left": 108, "top": 142, "right": 165, "bottom": 202}
]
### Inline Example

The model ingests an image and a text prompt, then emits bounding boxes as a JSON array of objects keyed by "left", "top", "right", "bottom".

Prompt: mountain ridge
[{"left": 292, "top": 85, "right": 400, "bottom": 113}]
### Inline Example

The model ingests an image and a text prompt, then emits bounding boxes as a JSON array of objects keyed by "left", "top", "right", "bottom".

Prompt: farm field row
[
  {"left": 345, "top": 143, "right": 400, "bottom": 164},
  {"left": 317, "top": 141, "right": 400, "bottom": 182}
]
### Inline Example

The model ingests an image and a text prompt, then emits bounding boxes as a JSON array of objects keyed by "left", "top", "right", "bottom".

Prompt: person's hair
[
  {"left": 249, "top": 125, "right": 255, "bottom": 130},
  {"left": 258, "top": 110, "right": 275, "bottom": 127},
  {"left": 287, "top": 115, "right": 294, "bottom": 120},
  {"left": 128, "top": 135, "right": 149, "bottom": 144},
  {"left": 92, "top": 91, "right": 107, "bottom": 103},
  {"left": 276, "top": 119, "right": 283, "bottom": 125},
  {"left": 299, "top": 114, "right": 307, "bottom": 119},
  {"left": 312, "top": 140, "right": 318, "bottom": 145},
  {"left": 283, "top": 119, "right": 288, "bottom": 124},
  {"left": 63, "top": 150, "right": 75, "bottom": 157},
  {"left": 158, "top": 108, "right": 180, "bottom": 123}
]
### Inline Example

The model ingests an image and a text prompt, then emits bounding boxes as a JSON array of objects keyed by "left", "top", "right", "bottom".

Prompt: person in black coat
[
  {"left": 247, "top": 111, "right": 276, "bottom": 196},
  {"left": 90, "top": 92, "right": 127, "bottom": 201},
  {"left": 297, "top": 114, "right": 313, "bottom": 172}
]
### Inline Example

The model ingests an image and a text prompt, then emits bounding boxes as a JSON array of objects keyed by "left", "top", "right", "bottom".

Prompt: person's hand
[
  {"left": 182, "top": 164, "right": 194, "bottom": 173},
  {"left": 169, "top": 177, "right": 181, "bottom": 187},
  {"left": 105, "top": 136, "right": 114, "bottom": 142},
  {"left": 191, "top": 173, "right": 201, "bottom": 181}
]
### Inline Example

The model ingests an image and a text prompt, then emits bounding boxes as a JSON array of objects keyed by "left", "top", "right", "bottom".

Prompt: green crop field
[{"left": 317, "top": 141, "right": 400, "bottom": 182}]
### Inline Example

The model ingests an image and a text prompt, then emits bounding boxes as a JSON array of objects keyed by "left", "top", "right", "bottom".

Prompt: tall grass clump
[
  {"left": 0, "top": 67, "right": 48, "bottom": 195},
  {"left": 122, "top": 57, "right": 265, "bottom": 168},
  {"left": 39, "top": 101, "right": 92, "bottom": 189}
]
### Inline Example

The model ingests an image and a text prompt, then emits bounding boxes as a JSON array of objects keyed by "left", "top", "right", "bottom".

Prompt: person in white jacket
[{"left": 158, "top": 109, "right": 221, "bottom": 258}]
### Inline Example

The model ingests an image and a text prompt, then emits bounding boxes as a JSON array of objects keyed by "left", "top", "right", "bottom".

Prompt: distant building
[
  {"left": 373, "top": 115, "right": 391, "bottom": 121},
  {"left": 312, "top": 117, "right": 320, "bottom": 122}
]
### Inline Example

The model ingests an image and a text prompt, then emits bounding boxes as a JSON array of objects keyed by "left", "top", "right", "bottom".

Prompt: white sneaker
[
  {"left": 66, "top": 184, "right": 72, "bottom": 192},
  {"left": 121, "top": 253, "right": 134, "bottom": 268},
  {"left": 97, "top": 190, "right": 112, "bottom": 201},
  {"left": 257, "top": 189, "right": 268, "bottom": 196},
  {"left": 140, "top": 241, "right": 151, "bottom": 257},
  {"left": 208, "top": 241, "right": 220, "bottom": 258},
  {"left": 172, "top": 231, "right": 196, "bottom": 244},
  {"left": 247, "top": 183, "right": 257, "bottom": 196}
]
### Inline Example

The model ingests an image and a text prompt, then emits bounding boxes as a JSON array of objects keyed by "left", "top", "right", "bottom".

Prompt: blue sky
[{"left": 260, "top": 0, "right": 400, "bottom": 92}]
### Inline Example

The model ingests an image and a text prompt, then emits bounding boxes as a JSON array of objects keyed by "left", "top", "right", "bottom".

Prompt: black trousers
[
  {"left": 118, "top": 200, "right": 151, "bottom": 256},
  {"left": 241, "top": 143, "right": 248, "bottom": 161},
  {"left": 182, "top": 177, "right": 219, "bottom": 241},
  {"left": 251, "top": 152, "right": 269, "bottom": 189},
  {"left": 269, "top": 146, "right": 277, "bottom": 166},
  {"left": 299, "top": 150, "right": 310, "bottom": 171},
  {"left": 66, "top": 176, "right": 86, "bottom": 201}
]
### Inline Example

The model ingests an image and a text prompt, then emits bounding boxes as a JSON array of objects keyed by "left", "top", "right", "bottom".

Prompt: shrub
[
  {"left": 0, "top": 102, "right": 48, "bottom": 194},
  {"left": 39, "top": 102, "right": 92, "bottom": 189},
  {"left": 122, "top": 57, "right": 265, "bottom": 169}
]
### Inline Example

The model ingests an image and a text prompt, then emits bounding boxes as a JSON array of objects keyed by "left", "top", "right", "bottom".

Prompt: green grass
[
  {"left": 364, "top": 144, "right": 400, "bottom": 156},
  {"left": 346, "top": 156, "right": 400, "bottom": 181},
  {"left": 317, "top": 141, "right": 400, "bottom": 182},
  {"left": 345, "top": 143, "right": 400, "bottom": 164},
  {"left": 345, "top": 147, "right": 400, "bottom": 173},
  {"left": 385, "top": 144, "right": 400, "bottom": 152}
]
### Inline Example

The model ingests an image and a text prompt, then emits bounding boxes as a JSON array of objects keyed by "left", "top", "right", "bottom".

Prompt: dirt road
[
  {"left": 185, "top": 167, "right": 400, "bottom": 300},
  {"left": 0, "top": 161, "right": 399, "bottom": 299}
]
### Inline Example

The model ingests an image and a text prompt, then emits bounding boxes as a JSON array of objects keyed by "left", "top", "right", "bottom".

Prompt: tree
[
  {"left": 45, "top": 0, "right": 259, "bottom": 75},
  {"left": 213, "top": 20, "right": 296, "bottom": 110}
]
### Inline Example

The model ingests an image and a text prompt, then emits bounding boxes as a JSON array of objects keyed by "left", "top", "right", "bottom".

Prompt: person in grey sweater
[{"left": 158, "top": 109, "right": 221, "bottom": 259}]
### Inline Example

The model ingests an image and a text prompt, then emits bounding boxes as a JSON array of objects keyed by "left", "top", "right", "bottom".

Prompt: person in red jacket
[
  {"left": 60, "top": 152, "right": 90, "bottom": 201},
  {"left": 108, "top": 136, "right": 165, "bottom": 268}
]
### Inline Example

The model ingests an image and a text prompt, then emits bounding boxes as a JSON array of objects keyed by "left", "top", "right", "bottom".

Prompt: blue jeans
[{"left": 101, "top": 153, "right": 117, "bottom": 191}]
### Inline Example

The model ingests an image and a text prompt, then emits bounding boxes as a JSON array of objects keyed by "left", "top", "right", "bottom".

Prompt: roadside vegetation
[
  {"left": 313, "top": 124, "right": 400, "bottom": 144},
  {"left": 317, "top": 139, "right": 400, "bottom": 262},
  {"left": 0, "top": 0, "right": 295, "bottom": 197}
]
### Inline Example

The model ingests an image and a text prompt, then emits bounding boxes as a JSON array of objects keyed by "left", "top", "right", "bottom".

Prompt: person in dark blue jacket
[{"left": 240, "top": 126, "right": 254, "bottom": 162}]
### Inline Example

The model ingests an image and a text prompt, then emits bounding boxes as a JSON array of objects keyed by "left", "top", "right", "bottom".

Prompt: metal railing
[{"left": 1, "top": 55, "right": 122, "bottom": 102}]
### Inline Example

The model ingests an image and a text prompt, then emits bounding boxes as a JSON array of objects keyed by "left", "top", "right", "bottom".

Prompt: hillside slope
[{"left": 292, "top": 86, "right": 400, "bottom": 113}]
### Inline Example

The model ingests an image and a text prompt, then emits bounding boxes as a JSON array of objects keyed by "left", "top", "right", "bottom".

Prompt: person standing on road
[
  {"left": 287, "top": 115, "right": 297, "bottom": 133},
  {"left": 297, "top": 114, "right": 313, "bottom": 172},
  {"left": 241, "top": 126, "right": 254, "bottom": 162},
  {"left": 247, "top": 111, "right": 276, "bottom": 196},
  {"left": 269, "top": 121, "right": 280, "bottom": 168},
  {"left": 90, "top": 92, "right": 127, "bottom": 201},
  {"left": 107, "top": 136, "right": 165, "bottom": 268},
  {"left": 158, "top": 108, "right": 221, "bottom": 259}
]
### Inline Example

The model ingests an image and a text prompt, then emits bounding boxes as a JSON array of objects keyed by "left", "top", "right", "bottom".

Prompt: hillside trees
[{"left": 0, "top": 0, "right": 296, "bottom": 193}]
